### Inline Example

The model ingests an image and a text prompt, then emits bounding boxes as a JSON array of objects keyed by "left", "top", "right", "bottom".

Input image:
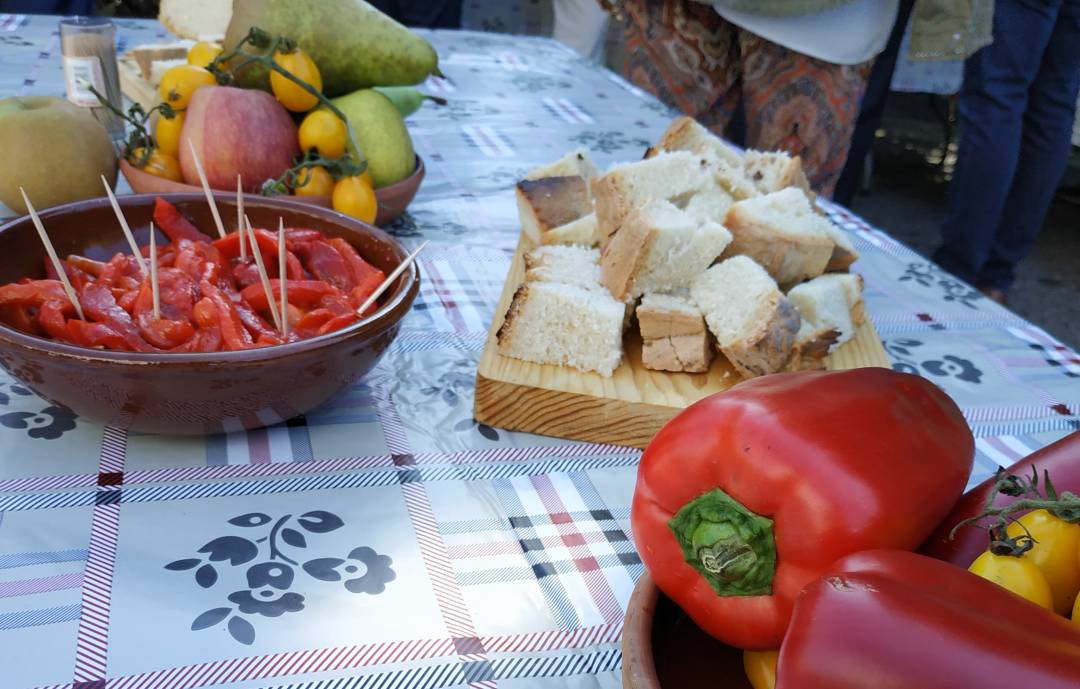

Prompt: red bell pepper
[
  {"left": 631, "top": 369, "right": 974, "bottom": 649},
  {"left": 38, "top": 301, "right": 72, "bottom": 341},
  {"left": 198, "top": 280, "right": 253, "bottom": 350},
  {"left": 776, "top": 549, "right": 1080, "bottom": 689},
  {"left": 132, "top": 269, "right": 197, "bottom": 350},
  {"left": 153, "top": 197, "right": 210, "bottom": 243},
  {"left": 0, "top": 304, "right": 37, "bottom": 334},
  {"left": 0, "top": 280, "right": 70, "bottom": 308},
  {"left": 240, "top": 279, "right": 339, "bottom": 311},
  {"left": 921, "top": 430, "right": 1080, "bottom": 567},
  {"left": 67, "top": 319, "right": 127, "bottom": 350}
]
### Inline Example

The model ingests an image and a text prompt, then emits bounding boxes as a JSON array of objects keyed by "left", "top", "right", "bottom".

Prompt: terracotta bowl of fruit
[
  {"left": 0, "top": 192, "right": 419, "bottom": 435},
  {"left": 623, "top": 573, "right": 752, "bottom": 689},
  {"left": 120, "top": 154, "right": 426, "bottom": 226}
]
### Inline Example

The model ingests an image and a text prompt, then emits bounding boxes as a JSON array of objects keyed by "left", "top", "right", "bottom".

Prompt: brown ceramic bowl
[
  {"left": 0, "top": 192, "right": 419, "bottom": 435},
  {"left": 119, "top": 155, "right": 426, "bottom": 226},
  {"left": 622, "top": 573, "right": 751, "bottom": 689}
]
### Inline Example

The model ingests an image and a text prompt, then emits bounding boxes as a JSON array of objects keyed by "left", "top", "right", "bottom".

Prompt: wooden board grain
[{"left": 474, "top": 234, "right": 892, "bottom": 448}]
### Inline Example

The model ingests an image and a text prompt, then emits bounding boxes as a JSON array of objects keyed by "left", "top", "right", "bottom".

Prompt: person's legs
[
  {"left": 619, "top": 0, "right": 740, "bottom": 135},
  {"left": 737, "top": 31, "right": 875, "bottom": 198},
  {"left": 833, "top": 0, "right": 916, "bottom": 206},
  {"left": 977, "top": 1, "right": 1080, "bottom": 290},
  {"left": 934, "top": 0, "right": 1060, "bottom": 287}
]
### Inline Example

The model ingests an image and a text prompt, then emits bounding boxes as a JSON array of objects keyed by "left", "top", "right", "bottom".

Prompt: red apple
[{"left": 179, "top": 85, "right": 299, "bottom": 192}]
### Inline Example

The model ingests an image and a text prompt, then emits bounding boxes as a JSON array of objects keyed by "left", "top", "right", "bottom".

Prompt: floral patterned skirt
[{"left": 618, "top": 0, "right": 875, "bottom": 198}]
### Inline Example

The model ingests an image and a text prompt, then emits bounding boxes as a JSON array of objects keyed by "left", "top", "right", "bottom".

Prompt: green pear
[
  {"left": 225, "top": 0, "right": 441, "bottom": 97},
  {"left": 373, "top": 86, "right": 447, "bottom": 118},
  {"left": 332, "top": 89, "right": 415, "bottom": 188},
  {"left": 0, "top": 97, "right": 117, "bottom": 214}
]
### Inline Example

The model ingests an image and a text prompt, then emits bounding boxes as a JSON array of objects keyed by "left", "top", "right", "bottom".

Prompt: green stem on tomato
[{"left": 668, "top": 488, "right": 776, "bottom": 597}]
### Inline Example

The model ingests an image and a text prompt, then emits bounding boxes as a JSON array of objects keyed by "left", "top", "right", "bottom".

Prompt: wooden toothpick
[
  {"left": 244, "top": 214, "right": 282, "bottom": 332},
  {"left": 237, "top": 174, "right": 246, "bottom": 261},
  {"left": 187, "top": 139, "right": 226, "bottom": 239},
  {"left": 20, "top": 187, "right": 85, "bottom": 321},
  {"left": 278, "top": 217, "right": 288, "bottom": 339},
  {"left": 149, "top": 221, "right": 160, "bottom": 320},
  {"left": 356, "top": 240, "right": 428, "bottom": 317},
  {"left": 101, "top": 175, "right": 148, "bottom": 277}
]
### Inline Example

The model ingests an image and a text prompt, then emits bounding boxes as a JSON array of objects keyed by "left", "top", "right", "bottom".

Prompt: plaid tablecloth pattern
[{"left": 0, "top": 15, "right": 1078, "bottom": 689}]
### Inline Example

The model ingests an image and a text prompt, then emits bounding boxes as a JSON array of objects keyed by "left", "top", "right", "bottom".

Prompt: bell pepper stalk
[
  {"left": 631, "top": 369, "right": 974, "bottom": 649},
  {"left": 776, "top": 550, "right": 1080, "bottom": 689},
  {"left": 922, "top": 430, "right": 1080, "bottom": 566}
]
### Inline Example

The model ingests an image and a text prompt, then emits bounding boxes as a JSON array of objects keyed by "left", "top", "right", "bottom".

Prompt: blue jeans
[{"left": 935, "top": 0, "right": 1080, "bottom": 291}]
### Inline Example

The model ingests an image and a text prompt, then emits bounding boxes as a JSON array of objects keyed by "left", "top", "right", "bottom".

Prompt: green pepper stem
[{"left": 668, "top": 488, "right": 776, "bottom": 597}]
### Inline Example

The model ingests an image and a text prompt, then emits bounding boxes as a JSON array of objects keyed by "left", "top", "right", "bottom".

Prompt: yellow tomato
[
  {"left": 969, "top": 550, "right": 1054, "bottom": 610},
  {"left": 360, "top": 168, "right": 373, "bottom": 188},
  {"left": 130, "top": 147, "right": 182, "bottom": 182},
  {"left": 270, "top": 48, "right": 322, "bottom": 112},
  {"left": 332, "top": 175, "right": 377, "bottom": 223},
  {"left": 187, "top": 41, "right": 222, "bottom": 68},
  {"left": 154, "top": 111, "right": 185, "bottom": 158},
  {"left": 1006, "top": 509, "right": 1080, "bottom": 615},
  {"left": 159, "top": 64, "right": 215, "bottom": 110},
  {"left": 298, "top": 109, "right": 347, "bottom": 158},
  {"left": 293, "top": 166, "right": 335, "bottom": 197},
  {"left": 743, "top": 649, "right": 778, "bottom": 689},
  {"left": 1073, "top": 585, "right": 1080, "bottom": 625}
]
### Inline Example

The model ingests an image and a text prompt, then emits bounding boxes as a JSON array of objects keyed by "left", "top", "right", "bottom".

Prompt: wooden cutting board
[{"left": 474, "top": 235, "right": 892, "bottom": 449}]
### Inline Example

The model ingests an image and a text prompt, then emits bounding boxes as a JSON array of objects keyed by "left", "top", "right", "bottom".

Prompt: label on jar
[{"left": 63, "top": 55, "right": 106, "bottom": 107}]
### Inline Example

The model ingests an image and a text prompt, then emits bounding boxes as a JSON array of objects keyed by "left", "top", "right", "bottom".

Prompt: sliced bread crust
[
  {"left": 544, "top": 212, "right": 599, "bottom": 247},
  {"left": 723, "top": 188, "right": 835, "bottom": 286},
  {"left": 648, "top": 116, "right": 745, "bottom": 168},
  {"left": 690, "top": 256, "right": 801, "bottom": 378},
  {"left": 517, "top": 176, "right": 591, "bottom": 246},
  {"left": 642, "top": 333, "right": 713, "bottom": 373},
  {"left": 744, "top": 150, "right": 815, "bottom": 204},
  {"left": 524, "top": 148, "right": 599, "bottom": 182}
]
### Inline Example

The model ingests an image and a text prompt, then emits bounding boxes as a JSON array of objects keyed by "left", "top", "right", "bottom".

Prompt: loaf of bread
[
  {"left": 637, "top": 294, "right": 713, "bottom": 373},
  {"left": 691, "top": 256, "right": 801, "bottom": 378},
  {"left": 601, "top": 199, "right": 732, "bottom": 301},
  {"left": 723, "top": 188, "right": 836, "bottom": 286}
]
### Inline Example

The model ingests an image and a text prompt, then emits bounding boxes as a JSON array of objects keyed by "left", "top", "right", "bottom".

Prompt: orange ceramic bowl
[
  {"left": 120, "top": 155, "right": 426, "bottom": 226},
  {"left": 0, "top": 193, "right": 420, "bottom": 435}
]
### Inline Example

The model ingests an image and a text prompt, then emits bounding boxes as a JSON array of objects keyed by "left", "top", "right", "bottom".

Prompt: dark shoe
[{"left": 979, "top": 286, "right": 1008, "bottom": 305}]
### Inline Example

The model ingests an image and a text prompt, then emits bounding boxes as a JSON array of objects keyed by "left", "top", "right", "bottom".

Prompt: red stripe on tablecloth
[
  {"left": 0, "top": 571, "right": 83, "bottom": 598},
  {"left": 530, "top": 475, "right": 623, "bottom": 625},
  {"left": 246, "top": 425, "right": 271, "bottom": 463}
]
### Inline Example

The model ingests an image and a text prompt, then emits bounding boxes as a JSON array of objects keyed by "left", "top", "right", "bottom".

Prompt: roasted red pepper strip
[
  {"left": 921, "top": 430, "right": 1080, "bottom": 566},
  {"left": 133, "top": 269, "right": 197, "bottom": 349},
  {"left": 295, "top": 239, "right": 354, "bottom": 291},
  {"left": 65, "top": 255, "right": 106, "bottom": 278},
  {"left": 0, "top": 304, "right": 37, "bottom": 334},
  {"left": 294, "top": 307, "right": 335, "bottom": 337},
  {"left": 0, "top": 280, "right": 69, "bottom": 307},
  {"left": 316, "top": 312, "right": 357, "bottom": 335},
  {"left": 67, "top": 319, "right": 127, "bottom": 350},
  {"left": 38, "top": 301, "right": 72, "bottom": 342},
  {"left": 240, "top": 279, "right": 339, "bottom": 311},
  {"left": 350, "top": 270, "right": 385, "bottom": 316},
  {"left": 153, "top": 197, "right": 211, "bottom": 243},
  {"left": 79, "top": 283, "right": 159, "bottom": 352},
  {"left": 328, "top": 237, "right": 384, "bottom": 285},
  {"left": 776, "top": 550, "right": 1080, "bottom": 689},
  {"left": 630, "top": 369, "right": 974, "bottom": 649},
  {"left": 284, "top": 228, "right": 323, "bottom": 245},
  {"left": 224, "top": 287, "right": 278, "bottom": 342},
  {"left": 213, "top": 230, "right": 304, "bottom": 279},
  {"left": 198, "top": 280, "right": 253, "bottom": 350}
]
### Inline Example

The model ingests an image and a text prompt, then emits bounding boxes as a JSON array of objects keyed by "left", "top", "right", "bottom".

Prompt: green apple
[{"left": 0, "top": 96, "right": 117, "bottom": 214}]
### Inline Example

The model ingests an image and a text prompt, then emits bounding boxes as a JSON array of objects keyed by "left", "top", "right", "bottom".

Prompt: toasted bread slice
[
  {"left": 636, "top": 294, "right": 706, "bottom": 339},
  {"left": 496, "top": 281, "right": 624, "bottom": 376},
  {"left": 517, "top": 176, "right": 592, "bottom": 246},
  {"left": 601, "top": 199, "right": 732, "bottom": 301},
  {"left": 648, "top": 116, "right": 745, "bottom": 168},
  {"left": 524, "top": 245, "right": 603, "bottom": 289},
  {"left": 642, "top": 333, "right": 713, "bottom": 373},
  {"left": 744, "top": 150, "right": 815, "bottom": 203},
  {"left": 544, "top": 212, "right": 599, "bottom": 247},
  {"left": 127, "top": 41, "right": 194, "bottom": 80},
  {"left": 592, "top": 151, "right": 715, "bottom": 244},
  {"left": 821, "top": 221, "right": 860, "bottom": 272},
  {"left": 690, "top": 256, "right": 800, "bottom": 378},
  {"left": 723, "top": 188, "right": 836, "bottom": 286},
  {"left": 788, "top": 273, "right": 864, "bottom": 349},
  {"left": 524, "top": 147, "right": 599, "bottom": 182}
]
